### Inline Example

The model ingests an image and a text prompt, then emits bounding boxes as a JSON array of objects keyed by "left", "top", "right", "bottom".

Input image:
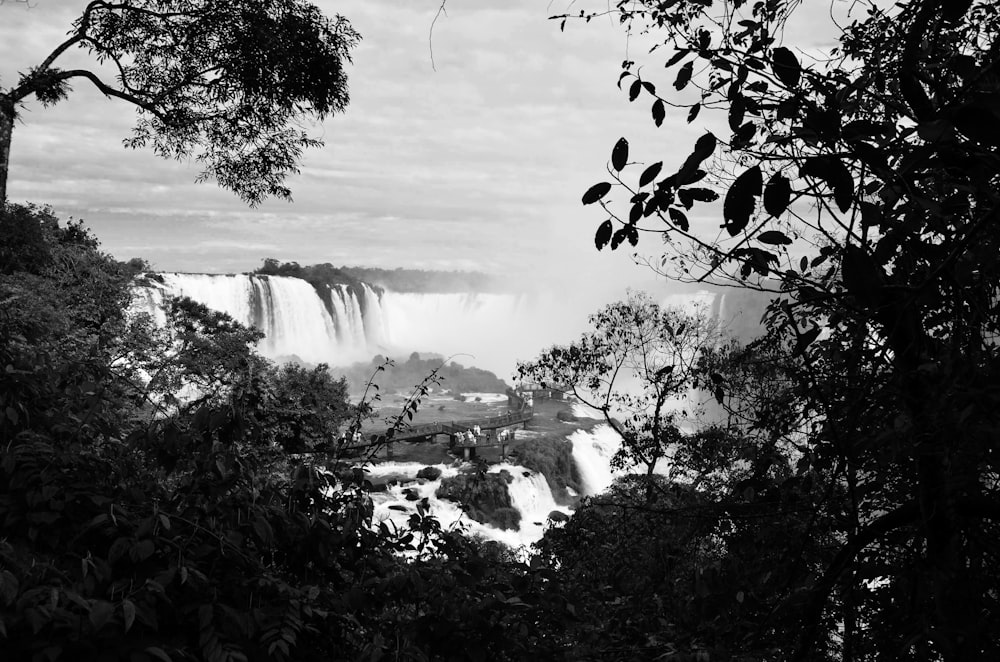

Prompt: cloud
[{"left": 0, "top": 0, "right": 843, "bottom": 293}]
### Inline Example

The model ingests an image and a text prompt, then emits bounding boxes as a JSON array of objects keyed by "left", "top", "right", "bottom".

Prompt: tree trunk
[{"left": 0, "top": 94, "right": 14, "bottom": 206}]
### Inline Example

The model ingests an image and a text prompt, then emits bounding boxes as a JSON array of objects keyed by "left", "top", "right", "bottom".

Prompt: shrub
[{"left": 556, "top": 409, "right": 577, "bottom": 422}]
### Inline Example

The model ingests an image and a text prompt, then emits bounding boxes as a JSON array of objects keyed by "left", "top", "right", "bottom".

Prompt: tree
[
  {"left": 0, "top": 0, "right": 360, "bottom": 205},
  {"left": 257, "top": 362, "right": 352, "bottom": 453},
  {"left": 518, "top": 291, "right": 721, "bottom": 484},
  {"left": 564, "top": 0, "right": 1000, "bottom": 659}
]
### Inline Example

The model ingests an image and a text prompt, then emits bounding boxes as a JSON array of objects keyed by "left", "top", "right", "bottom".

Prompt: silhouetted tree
[
  {"left": 0, "top": 0, "right": 359, "bottom": 205},
  {"left": 566, "top": 0, "right": 1000, "bottom": 658}
]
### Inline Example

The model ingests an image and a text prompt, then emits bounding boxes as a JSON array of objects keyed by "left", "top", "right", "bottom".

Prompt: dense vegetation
[
  {"left": 254, "top": 260, "right": 507, "bottom": 295},
  {"left": 5, "top": 0, "right": 1000, "bottom": 660},
  {"left": 0, "top": 203, "right": 586, "bottom": 661},
  {"left": 533, "top": 0, "right": 1000, "bottom": 659},
  {"left": 253, "top": 258, "right": 375, "bottom": 297},
  {"left": 0, "top": 1, "right": 359, "bottom": 205}
]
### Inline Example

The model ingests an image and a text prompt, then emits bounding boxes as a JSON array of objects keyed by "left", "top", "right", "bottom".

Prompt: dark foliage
[
  {"left": 0, "top": 1, "right": 360, "bottom": 204},
  {"left": 560, "top": 0, "right": 1000, "bottom": 659},
  {"left": 0, "top": 205, "right": 577, "bottom": 661}
]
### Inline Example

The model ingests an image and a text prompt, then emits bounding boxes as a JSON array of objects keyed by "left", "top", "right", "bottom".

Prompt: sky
[{"left": 0, "top": 0, "right": 846, "bottom": 295}]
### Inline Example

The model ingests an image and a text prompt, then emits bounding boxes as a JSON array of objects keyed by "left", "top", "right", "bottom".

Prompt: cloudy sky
[{"left": 1, "top": 0, "right": 843, "bottom": 293}]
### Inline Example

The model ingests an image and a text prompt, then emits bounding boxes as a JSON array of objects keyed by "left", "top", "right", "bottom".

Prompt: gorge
[{"left": 130, "top": 270, "right": 765, "bottom": 547}]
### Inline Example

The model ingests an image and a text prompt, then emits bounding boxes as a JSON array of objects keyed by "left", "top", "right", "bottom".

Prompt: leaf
[
  {"left": 678, "top": 189, "right": 694, "bottom": 210},
  {"left": 123, "top": 599, "right": 136, "bottom": 633},
  {"left": 582, "top": 182, "right": 612, "bottom": 205},
  {"left": 90, "top": 600, "right": 114, "bottom": 631},
  {"left": 158, "top": 514, "right": 171, "bottom": 531},
  {"left": 668, "top": 207, "right": 689, "bottom": 231},
  {"left": 610, "top": 227, "right": 629, "bottom": 250},
  {"left": 687, "top": 103, "right": 701, "bottom": 123},
  {"left": 639, "top": 162, "right": 663, "bottom": 187},
  {"left": 757, "top": 230, "right": 792, "bottom": 245},
  {"left": 676, "top": 132, "right": 716, "bottom": 183},
  {"left": 611, "top": 137, "right": 629, "bottom": 172},
  {"left": 674, "top": 61, "right": 693, "bottom": 90},
  {"left": 799, "top": 156, "right": 853, "bottom": 213},
  {"left": 723, "top": 165, "right": 763, "bottom": 236},
  {"left": 629, "top": 79, "right": 642, "bottom": 101},
  {"left": 763, "top": 173, "right": 791, "bottom": 217},
  {"left": 728, "top": 94, "right": 746, "bottom": 131},
  {"left": 629, "top": 201, "right": 643, "bottom": 224},
  {"left": 800, "top": 255, "right": 808, "bottom": 272},
  {"left": 665, "top": 49, "right": 688, "bottom": 67},
  {"left": 145, "top": 647, "right": 173, "bottom": 662},
  {"left": 252, "top": 517, "right": 273, "bottom": 545},
  {"left": 652, "top": 99, "right": 665, "bottom": 127},
  {"left": 0, "top": 570, "right": 19, "bottom": 606},
  {"left": 794, "top": 325, "right": 823, "bottom": 356},
  {"left": 595, "top": 220, "right": 613, "bottom": 250},
  {"left": 771, "top": 47, "right": 800, "bottom": 87},
  {"left": 684, "top": 187, "right": 718, "bottom": 202},
  {"left": 841, "top": 244, "right": 883, "bottom": 305}
]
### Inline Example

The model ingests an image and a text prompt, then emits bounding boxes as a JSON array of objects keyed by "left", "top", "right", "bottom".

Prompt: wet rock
[
  {"left": 548, "top": 510, "right": 570, "bottom": 523},
  {"left": 416, "top": 466, "right": 443, "bottom": 481}
]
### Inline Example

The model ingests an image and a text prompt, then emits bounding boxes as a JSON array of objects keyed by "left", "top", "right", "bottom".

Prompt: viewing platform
[{"left": 325, "top": 388, "right": 536, "bottom": 460}]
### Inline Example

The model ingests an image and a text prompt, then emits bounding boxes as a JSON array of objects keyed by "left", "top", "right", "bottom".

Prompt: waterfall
[
  {"left": 569, "top": 425, "right": 622, "bottom": 497},
  {"left": 132, "top": 273, "right": 344, "bottom": 365},
  {"left": 134, "top": 277, "right": 733, "bottom": 374},
  {"left": 132, "top": 273, "right": 542, "bottom": 372}
]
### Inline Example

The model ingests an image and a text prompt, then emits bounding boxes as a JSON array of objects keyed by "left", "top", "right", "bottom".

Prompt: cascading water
[
  {"left": 132, "top": 273, "right": 349, "bottom": 365},
  {"left": 569, "top": 425, "right": 623, "bottom": 497},
  {"left": 132, "top": 274, "right": 545, "bottom": 372},
  {"left": 366, "top": 461, "right": 567, "bottom": 550}
]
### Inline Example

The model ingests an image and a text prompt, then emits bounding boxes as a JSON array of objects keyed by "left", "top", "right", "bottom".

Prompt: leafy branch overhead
[{"left": 0, "top": 0, "right": 360, "bottom": 205}]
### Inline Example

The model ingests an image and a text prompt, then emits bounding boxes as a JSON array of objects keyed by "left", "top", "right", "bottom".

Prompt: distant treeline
[
  {"left": 253, "top": 258, "right": 377, "bottom": 294},
  {"left": 253, "top": 259, "right": 507, "bottom": 294},
  {"left": 341, "top": 352, "right": 509, "bottom": 396}
]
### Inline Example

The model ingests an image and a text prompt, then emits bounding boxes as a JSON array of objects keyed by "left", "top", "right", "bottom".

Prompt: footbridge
[{"left": 334, "top": 388, "right": 534, "bottom": 459}]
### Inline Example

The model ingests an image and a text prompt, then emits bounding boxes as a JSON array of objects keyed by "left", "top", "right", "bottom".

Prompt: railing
[{"left": 310, "top": 389, "right": 535, "bottom": 454}]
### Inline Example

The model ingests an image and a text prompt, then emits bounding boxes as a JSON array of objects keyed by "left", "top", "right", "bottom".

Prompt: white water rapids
[{"left": 365, "top": 423, "right": 635, "bottom": 550}]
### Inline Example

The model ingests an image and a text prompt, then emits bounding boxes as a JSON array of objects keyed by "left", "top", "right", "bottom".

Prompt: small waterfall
[
  {"left": 569, "top": 425, "right": 622, "bottom": 497},
  {"left": 501, "top": 464, "right": 570, "bottom": 543}
]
